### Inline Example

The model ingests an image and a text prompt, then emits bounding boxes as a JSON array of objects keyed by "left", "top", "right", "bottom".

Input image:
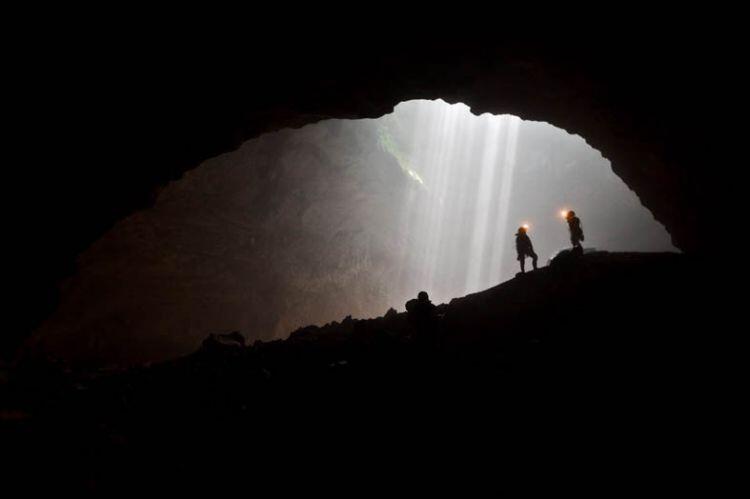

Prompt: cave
[
  {"left": 10, "top": 34, "right": 721, "bottom": 360},
  {"left": 28, "top": 99, "right": 675, "bottom": 365},
  {"left": 4, "top": 28, "right": 729, "bottom": 493}
]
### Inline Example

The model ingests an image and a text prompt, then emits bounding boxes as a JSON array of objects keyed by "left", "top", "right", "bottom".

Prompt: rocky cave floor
[{"left": 1, "top": 251, "right": 723, "bottom": 492}]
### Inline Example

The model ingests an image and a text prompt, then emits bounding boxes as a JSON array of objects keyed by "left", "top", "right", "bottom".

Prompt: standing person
[
  {"left": 405, "top": 291, "right": 438, "bottom": 346},
  {"left": 565, "top": 210, "right": 585, "bottom": 253},
  {"left": 515, "top": 225, "right": 538, "bottom": 273}
]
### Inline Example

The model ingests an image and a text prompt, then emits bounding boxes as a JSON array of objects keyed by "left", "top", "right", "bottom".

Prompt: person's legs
[
  {"left": 519, "top": 255, "right": 526, "bottom": 273},
  {"left": 531, "top": 251, "right": 538, "bottom": 270},
  {"left": 573, "top": 231, "right": 584, "bottom": 249}
]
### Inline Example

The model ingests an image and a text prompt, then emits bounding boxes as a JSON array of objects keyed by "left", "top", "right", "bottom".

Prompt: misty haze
[{"left": 31, "top": 100, "right": 675, "bottom": 365}]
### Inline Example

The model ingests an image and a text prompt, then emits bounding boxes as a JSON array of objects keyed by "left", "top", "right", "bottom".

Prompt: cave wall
[
  {"left": 8, "top": 33, "right": 723, "bottom": 359},
  {"left": 29, "top": 119, "right": 416, "bottom": 364},
  {"left": 28, "top": 101, "right": 675, "bottom": 366}
]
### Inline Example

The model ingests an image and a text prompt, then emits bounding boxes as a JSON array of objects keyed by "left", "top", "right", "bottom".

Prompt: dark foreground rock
[{"left": 1, "top": 252, "right": 727, "bottom": 492}]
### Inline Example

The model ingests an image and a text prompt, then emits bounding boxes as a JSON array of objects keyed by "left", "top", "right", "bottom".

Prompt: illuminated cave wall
[{"left": 30, "top": 101, "right": 674, "bottom": 365}]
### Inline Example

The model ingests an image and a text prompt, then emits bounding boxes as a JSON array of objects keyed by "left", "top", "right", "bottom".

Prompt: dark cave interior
[
  {"left": 9, "top": 33, "right": 724, "bottom": 359},
  {"left": 2, "top": 23, "right": 736, "bottom": 492}
]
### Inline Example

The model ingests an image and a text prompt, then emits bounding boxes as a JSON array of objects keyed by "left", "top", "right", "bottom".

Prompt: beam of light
[
  {"left": 391, "top": 101, "right": 448, "bottom": 304},
  {"left": 464, "top": 116, "right": 504, "bottom": 294},
  {"left": 386, "top": 103, "right": 527, "bottom": 304},
  {"left": 392, "top": 106, "right": 426, "bottom": 304},
  {"left": 441, "top": 110, "right": 481, "bottom": 298},
  {"left": 487, "top": 115, "right": 520, "bottom": 285},
  {"left": 424, "top": 103, "right": 462, "bottom": 296}
]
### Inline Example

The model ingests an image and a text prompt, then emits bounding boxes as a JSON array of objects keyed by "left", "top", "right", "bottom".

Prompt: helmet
[{"left": 418, "top": 291, "right": 429, "bottom": 301}]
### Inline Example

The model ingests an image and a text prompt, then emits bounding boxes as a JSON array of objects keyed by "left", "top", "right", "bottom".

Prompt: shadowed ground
[{"left": 2, "top": 251, "right": 724, "bottom": 492}]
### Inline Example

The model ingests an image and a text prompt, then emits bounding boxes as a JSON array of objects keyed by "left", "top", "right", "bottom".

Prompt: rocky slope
[{"left": 2, "top": 251, "right": 721, "bottom": 492}]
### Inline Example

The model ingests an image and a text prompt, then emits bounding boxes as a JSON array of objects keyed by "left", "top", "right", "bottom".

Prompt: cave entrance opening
[
  {"left": 33, "top": 99, "right": 677, "bottom": 364},
  {"left": 377, "top": 100, "right": 675, "bottom": 306}
]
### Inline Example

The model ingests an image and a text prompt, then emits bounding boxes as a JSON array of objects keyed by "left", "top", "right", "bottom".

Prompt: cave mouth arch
[
  {"left": 31, "top": 99, "right": 675, "bottom": 366},
  {"left": 366, "top": 99, "right": 675, "bottom": 303}
]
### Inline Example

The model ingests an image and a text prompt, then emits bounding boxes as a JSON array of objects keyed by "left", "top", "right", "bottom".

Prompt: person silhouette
[
  {"left": 405, "top": 291, "right": 437, "bottom": 345},
  {"left": 565, "top": 210, "right": 585, "bottom": 253},
  {"left": 515, "top": 226, "right": 538, "bottom": 273}
]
